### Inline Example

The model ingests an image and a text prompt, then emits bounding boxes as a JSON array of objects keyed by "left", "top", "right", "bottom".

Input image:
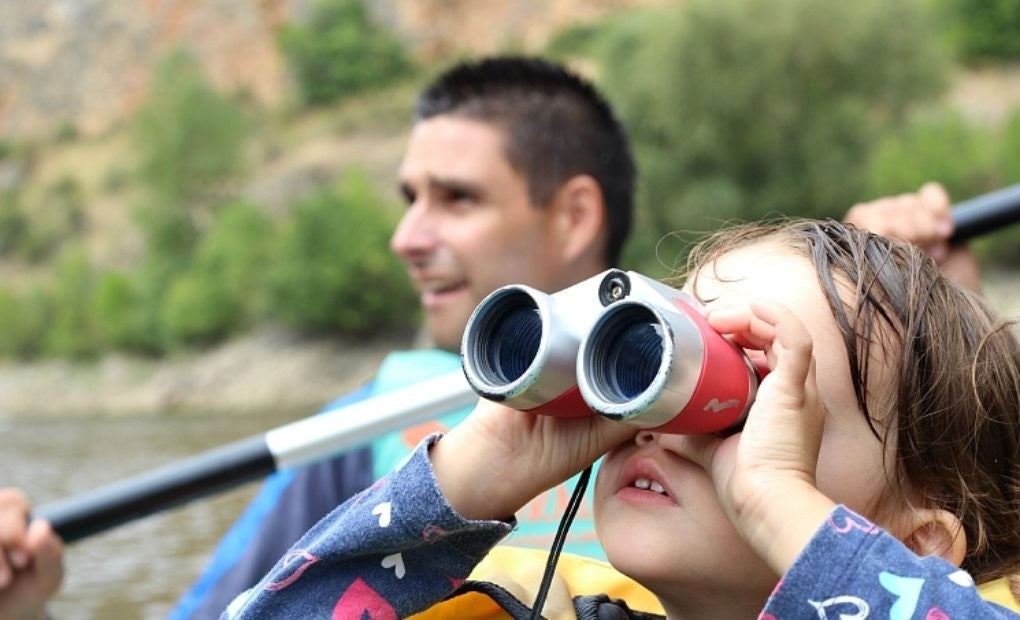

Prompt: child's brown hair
[{"left": 682, "top": 218, "right": 1020, "bottom": 586}]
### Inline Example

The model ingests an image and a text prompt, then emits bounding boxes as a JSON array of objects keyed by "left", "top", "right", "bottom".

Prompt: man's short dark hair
[{"left": 415, "top": 56, "right": 635, "bottom": 267}]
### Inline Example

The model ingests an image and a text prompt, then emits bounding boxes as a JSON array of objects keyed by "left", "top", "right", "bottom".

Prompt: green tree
[
  {"left": 162, "top": 201, "right": 275, "bottom": 345},
  {"left": 269, "top": 171, "right": 417, "bottom": 335},
  {"left": 279, "top": 0, "right": 414, "bottom": 106},
  {"left": 940, "top": 0, "right": 1020, "bottom": 61},
  {"left": 584, "top": 0, "right": 949, "bottom": 275},
  {"left": 132, "top": 50, "right": 250, "bottom": 273}
]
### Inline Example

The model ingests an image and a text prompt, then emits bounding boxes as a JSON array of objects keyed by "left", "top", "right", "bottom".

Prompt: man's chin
[{"left": 424, "top": 315, "right": 469, "bottom": 353}]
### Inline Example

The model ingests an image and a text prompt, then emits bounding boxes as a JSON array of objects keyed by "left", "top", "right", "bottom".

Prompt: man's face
[{"left": 391, "top": 116, "right": 568, "bottom": 351}]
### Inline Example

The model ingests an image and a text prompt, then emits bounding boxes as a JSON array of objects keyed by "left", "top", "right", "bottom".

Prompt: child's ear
[{"left": 904, "top": 508, "right": 967, "bottom": 566}]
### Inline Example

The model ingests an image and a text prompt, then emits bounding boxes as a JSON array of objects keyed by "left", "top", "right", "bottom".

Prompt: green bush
[
  {"left": 43, "top": 247, "right": 99, "bottom": 359},
  {"left": 938, "top": 0, "right": 1020, "bottom": 61},
  {"left": 133, "top": 50, "right": 249, "bottom": 210},
  {"left": 279, "top": 0, "right": 414, "bottom": 106},
  {"left": 865, "top": 106, "right": 1020, "bottom": 266},
  {"left": 131, "top": 50, "right": 251, "bottom": 289},
  {"left": 583, "top": 0, "right": 949, "bottom": 275},
  {"left": 867, "top": 110, "right": 1000, "bottom": 201},
  {"left": 0, "top": 288, "right": 51, "bottom": 359},
  {"left": 161, "top": 201, "right": 275, "bottom": 345},
  {"left": 162, "top": 270, "right": 237, "bottom": 346},
  {"left": 269, "top": 171, "right": 418, "bottom": 335},
  {"left": 0, "top": 191, "right": 27, "bottom": 257},
  {"left": 92, "top": 271, "right": 146, "bottom": 351}
]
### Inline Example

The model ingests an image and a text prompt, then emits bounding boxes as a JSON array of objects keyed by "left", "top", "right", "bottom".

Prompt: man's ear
[
  {"left": 902, "top": 508, "right": 967, "bottom": 566},
  {"left": 548, "top": 174, "right": 606, "bottom": 265}
]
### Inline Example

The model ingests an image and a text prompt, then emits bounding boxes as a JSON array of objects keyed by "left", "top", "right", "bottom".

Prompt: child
[{"left": 228, "top": 220, "right": 1020, "bottom": 617}]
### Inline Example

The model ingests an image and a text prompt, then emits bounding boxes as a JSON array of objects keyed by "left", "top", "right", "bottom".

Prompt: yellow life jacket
[
  {"left": 412, "top": 546, "right": 1020, "bottom": 619},
  {"left": 979, "top": 577, "right": 1020, "bottom": 612},
  {"left": 409, "top": 546, "right": 663, "bottom": 620}
]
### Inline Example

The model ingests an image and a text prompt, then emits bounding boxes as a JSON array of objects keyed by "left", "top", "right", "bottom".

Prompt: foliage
[
  {"left": 867, "top": 110, "right": 1000, "bottom": 200},
  {"left": 0, "top": 287, "right": 50, "bottom": 359},
  {"left": 269, "top": 171, "right": 417, "bottom": 335},
  {"left": 162, "top": 201, "right": 275, "bottom": 345},
  {"left": 133, "top": 51, "right": 249, "bottom": 208},
  {"left": 0, "top": 191, "right": 28, "bottom": 257},
  {"left": 279, "top": 0, "right": 414, "bottom": 106},
  {"left": 91, "top": 271, "right": 145, "bottom": 351},
  {"left": 43, "top": 246, "right": 99, "bottom": 359},
  {"left": 865, "top": 106, "right": 1020, "bottom": 266},
  {"left": 579, "top": 0, "right": 949, "bottom": 275},
  {"left": 21, "top": 176, "right": 86, "bottom": 262},
  {"left": 937, "top": 0, "right": 1020, "bottom": 61},
  {"left": 132, "top": 50, "right": 250, "bottom": 275}
]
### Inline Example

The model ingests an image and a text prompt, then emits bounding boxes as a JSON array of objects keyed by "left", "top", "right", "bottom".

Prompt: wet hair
[
  {"left": 415, "top": 56, "right": 635, "bottom": 267},
  {"left": 683, "top": 218, "right": 1020, "bottom": 586}
]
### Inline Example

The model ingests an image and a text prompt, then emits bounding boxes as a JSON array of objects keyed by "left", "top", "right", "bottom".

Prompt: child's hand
[
  {"left": 689, "top": 300, "right": 835, "bottom": 573},
  {"left": 431, "top": 398, "right": 637, "bottom": 521},
  {"left": 0, "top": 488, "right": 64, "bottom": 620}
]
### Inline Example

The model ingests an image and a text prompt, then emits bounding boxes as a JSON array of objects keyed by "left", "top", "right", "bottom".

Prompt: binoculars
[{"left": 461, "top": 269, "right": 761, "bottom": 434}]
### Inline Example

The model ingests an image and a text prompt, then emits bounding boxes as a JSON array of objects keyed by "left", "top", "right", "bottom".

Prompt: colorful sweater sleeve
[
  {"left": 221, "top": 434, "right": 514, "bottom": 619},
  {"left": 762, "top": 505, "right": 1020, "bottom": 618}
]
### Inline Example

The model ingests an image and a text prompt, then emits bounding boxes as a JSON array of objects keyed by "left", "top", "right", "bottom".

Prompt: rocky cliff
[{"left": 0, "top": 0, "right": 666, "bottom": 140}]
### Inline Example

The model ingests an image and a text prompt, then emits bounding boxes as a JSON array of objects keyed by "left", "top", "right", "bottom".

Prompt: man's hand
[
  {"left": 844, "top": 182, "right": 982, "bottom": 291},
  {"left": 0, "top": 488, "right": 64, "bottom": 620}
]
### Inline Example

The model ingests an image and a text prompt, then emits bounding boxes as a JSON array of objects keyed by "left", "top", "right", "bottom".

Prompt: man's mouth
[{"left": 419, "top": 281, "right": 468, "bottom": 307}]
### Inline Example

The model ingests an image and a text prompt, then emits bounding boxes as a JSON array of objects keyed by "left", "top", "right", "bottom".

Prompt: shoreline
[{"left": 0, "top": 327, "right": 416, "bottom": 419}]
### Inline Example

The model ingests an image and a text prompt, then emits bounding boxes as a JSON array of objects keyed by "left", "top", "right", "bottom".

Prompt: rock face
[{"left": 0, "top": 0, "right": 667, "bottom": 140}]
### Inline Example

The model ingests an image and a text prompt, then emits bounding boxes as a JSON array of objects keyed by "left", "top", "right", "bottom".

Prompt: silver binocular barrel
[{"left": 461, "top": 269, "right": 759, "bottom": 433}]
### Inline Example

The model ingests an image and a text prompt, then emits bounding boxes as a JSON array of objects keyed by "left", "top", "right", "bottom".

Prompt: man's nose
[{"left": 390, "top": 202, "right": 437, "bottom": 257}]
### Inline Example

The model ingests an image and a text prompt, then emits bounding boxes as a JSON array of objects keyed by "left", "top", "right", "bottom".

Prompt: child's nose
[{"left": 635, "top": 430, "right": 658, "bottom": 446}]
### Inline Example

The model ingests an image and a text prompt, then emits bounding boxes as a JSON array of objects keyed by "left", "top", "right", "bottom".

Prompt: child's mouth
[{"left": 632, "top": 477, "right": 667, "bottom": 495}]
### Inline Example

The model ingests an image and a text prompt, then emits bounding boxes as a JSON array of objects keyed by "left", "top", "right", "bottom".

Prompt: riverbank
[
  {"left": 1, "top": 268, "right": 1017, "bottom": 420},
  {"left": 0, "top": 326, "right": 417, "bottom": 419}
]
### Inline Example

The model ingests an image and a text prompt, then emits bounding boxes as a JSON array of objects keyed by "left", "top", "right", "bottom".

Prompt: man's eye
[{"left": 399, "top": 185, "right": 416, "bottom": 205}]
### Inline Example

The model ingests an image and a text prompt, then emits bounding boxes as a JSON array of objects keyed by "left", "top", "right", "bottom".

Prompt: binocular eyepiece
[{"left": 461, "top": 269, "right": 760, "bottom": 434}]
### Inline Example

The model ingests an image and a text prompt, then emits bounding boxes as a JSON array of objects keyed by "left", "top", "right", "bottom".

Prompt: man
[{"left": 167, "top": 56, "right": 638, "bottom": 618}]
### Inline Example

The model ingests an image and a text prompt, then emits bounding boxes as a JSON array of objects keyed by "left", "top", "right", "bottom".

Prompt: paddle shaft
[{"left": 36, "top": 370, "right": 473, "bottom": 543}]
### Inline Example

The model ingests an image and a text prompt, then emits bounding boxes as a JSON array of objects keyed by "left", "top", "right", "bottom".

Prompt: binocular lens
[
  {"left": 476, "top": 298, "right": 542, "bottom": 385},
  {"left": 589, "top": 306, "right": 664, "bottom": 403}
]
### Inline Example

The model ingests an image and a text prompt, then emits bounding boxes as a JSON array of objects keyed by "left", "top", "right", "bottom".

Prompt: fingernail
[{"left": 8, "top": 549, "right": 27, "bottom": 569}]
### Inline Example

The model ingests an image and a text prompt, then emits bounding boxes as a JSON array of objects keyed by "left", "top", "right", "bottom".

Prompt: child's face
[{"left": 593, "top": 242, "right": 901, "bottom": 611}]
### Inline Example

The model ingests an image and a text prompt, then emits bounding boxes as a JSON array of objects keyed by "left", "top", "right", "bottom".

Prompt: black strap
[
  {"left": 529, "top": 464, "right": 593, "bottom": 619},
  {"left": 448, "top": 580, "right": 545, "bottom": 619}
]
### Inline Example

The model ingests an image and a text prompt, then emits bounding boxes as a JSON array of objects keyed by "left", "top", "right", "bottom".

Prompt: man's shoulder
[{"left": 373, "top": 349, "right": 462, "bottom": 392}]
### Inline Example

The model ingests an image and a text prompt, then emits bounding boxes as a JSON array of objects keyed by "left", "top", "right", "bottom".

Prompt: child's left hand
[{"left": 687, "top": 299, "right": 836, "bottom": 573}]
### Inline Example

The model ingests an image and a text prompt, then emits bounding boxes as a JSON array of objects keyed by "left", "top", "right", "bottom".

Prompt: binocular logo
[{"left": 461, "top": 269, "right": 760, "bottom": 434}]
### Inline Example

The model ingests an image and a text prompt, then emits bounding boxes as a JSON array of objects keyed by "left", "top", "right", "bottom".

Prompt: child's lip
[{"left": 616, "top": 454, "right": 678, "bottom": 505}]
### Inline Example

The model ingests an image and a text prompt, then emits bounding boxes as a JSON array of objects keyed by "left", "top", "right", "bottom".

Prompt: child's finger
[
  {"left": 706, "top": 306, "right": 774, "bottom": 351},
  {"left": 748, "top": 300, "right": 814, "bottom": 390}
]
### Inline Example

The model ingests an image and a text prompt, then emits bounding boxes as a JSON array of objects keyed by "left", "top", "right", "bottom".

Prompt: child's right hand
[
  {"left": 690, "top": 300, "right": 836, "bottom": 574},
  {"left": 430, "top": 397, "right": 637, "bottom": 521}
]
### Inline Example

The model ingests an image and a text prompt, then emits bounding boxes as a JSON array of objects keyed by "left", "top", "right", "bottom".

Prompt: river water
[{"left": 3, "top": 407, "right": 308, "bottom": 619}]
